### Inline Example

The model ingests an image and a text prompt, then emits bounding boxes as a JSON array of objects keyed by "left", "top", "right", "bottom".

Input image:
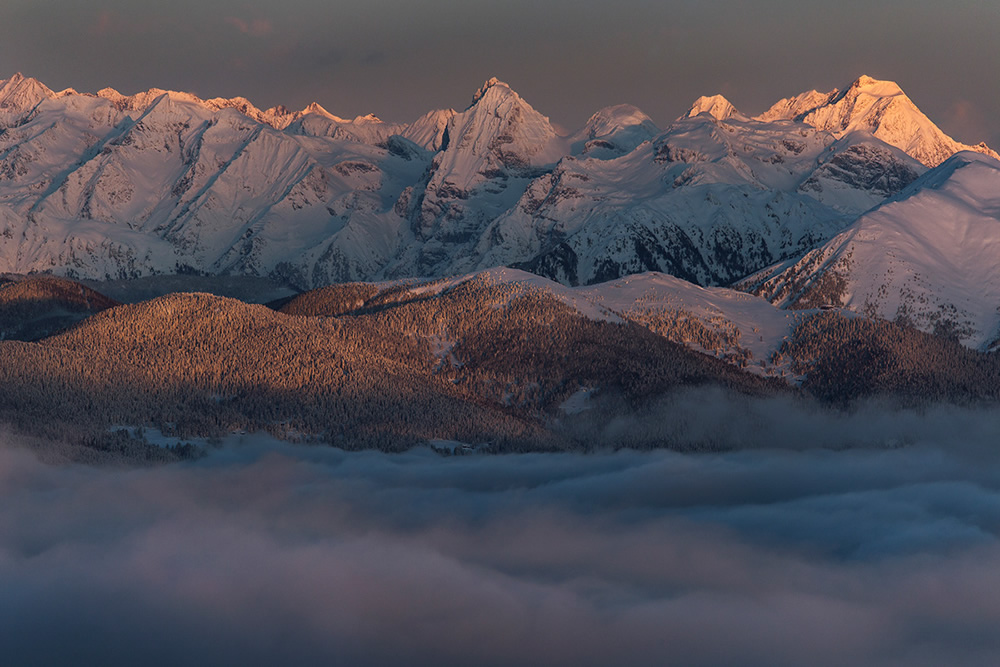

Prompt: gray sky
[{"left": 1, "top": 0, "right": 998, "bottom": 146}]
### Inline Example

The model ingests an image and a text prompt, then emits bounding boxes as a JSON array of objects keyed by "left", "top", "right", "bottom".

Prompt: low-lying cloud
[{"left": 3, "top": 397, "right": 1000, "bottom": 666}]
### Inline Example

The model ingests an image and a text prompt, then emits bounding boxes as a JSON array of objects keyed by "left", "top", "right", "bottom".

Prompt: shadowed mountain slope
[{"left": 0, "top": 274, "right": 118, "bottom": 340}]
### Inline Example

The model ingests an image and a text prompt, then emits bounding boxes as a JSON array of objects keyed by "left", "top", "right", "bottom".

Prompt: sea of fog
[{"left": 3, "top": 395, "right": 1000, "bottom": 666}]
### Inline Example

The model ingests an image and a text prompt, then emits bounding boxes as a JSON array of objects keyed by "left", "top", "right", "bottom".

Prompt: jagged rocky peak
[
  {"left": 0, "top": 72, "right": 55, "bottom": 112},
  {"left": 443, "top": 76, "right": 563, "bottom": 165},
  {"left": 757, "top": 75, "right": 998, "bottom": 167},
  {"left": 684, "top": 94, "right": 744, "bottom": 121},
  {"left": 470, "top": 76, "right": 509, "bottom": 106}
]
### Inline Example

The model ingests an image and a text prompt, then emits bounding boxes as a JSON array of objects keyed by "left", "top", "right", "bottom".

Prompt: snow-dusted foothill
[{"left": 355, "top": 266, "right": 803, "bottom": 377}]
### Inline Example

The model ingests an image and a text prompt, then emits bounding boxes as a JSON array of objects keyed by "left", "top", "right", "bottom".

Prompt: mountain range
[
  {"left": 3, "top": 72, "right": 1000, "bottom": 351},
  {"left": 0, "top": 74, "right": 991, "bottom": 278}
]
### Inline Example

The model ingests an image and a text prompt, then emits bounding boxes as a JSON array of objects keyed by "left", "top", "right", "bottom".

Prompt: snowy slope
[
  {"left": 0, "top": 75, "right": 433, "bottom": 285},
  {"left": 758, "top": 75, "right": 998, "bottom": 167},
  {"left": 475, "top": 113, "right": 924, "bottom": 286},
  {"left": 402, "top": 109, "right": 457, "bottom": 151},
  {"left": 372, "top": 266, "right": 800, "bottom": 376},
  {"left": 576, "top": 271, "right": 801, "bottom": 371},
  {"left": 744, "top": 152, "right": 1000, "bottom": 350},
  {"left": 569, "top": 104, "right": 660, "bottom": 158}
]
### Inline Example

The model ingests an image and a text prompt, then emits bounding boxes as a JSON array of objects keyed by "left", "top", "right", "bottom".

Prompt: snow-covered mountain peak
[
  {"left": 756, "top": 88, "right": 836, "bottom": 123},
  {"left": 464, "top": 78, "right": 547, "bottom": 126},
  {"left": 299, "top": 101, "right": 343, "bottom": 121},
  {"left": 91, "top": 85, "right": 294, "bottom": 128},
  {"left": 0, "top": 73, "right": 54, "bottom": 113},
  {"left": 895, "top": 149, "right": 1000, "bottom": 197},
  {"left": 442, "top": 77, "right": 563, "bottom": 167},
  {"left": 580, "top": 104, "right": 657, "bottom": 138},
  {"left": 470, "top": 77, "right": 509, "bottom": 107},
  {"left": 822, "top": 74, "right": 905, "bottom": 115},
  {"left": 570, "top": 104, "right": 659, "bottom": 157},
  {"left": 93, "top": 87, "right": 201, "bottom": 115},
  {"left": 201, "top": 95, "right": 277, "bottom": 125},
  {"left": 403, "top": 78, "right": 567, "bottom": 274},
  {"left": 758, "top": 75, "right": 997, "bottom": 167},
  {"left": 204, "top": 95, "right": 255, "bottom": 110},
  {"left": 684, "top": 94, "right": 744, "bottom": 121},
  {"left": 0, "top": 72, "right": 30, "bottom": 93},
  {"left": 845, "top": 74, "right": 903, "bottom": 97},
  {"left": 136, "top": 90, "right": 210, "bottom": 122},
  {"left": 145, "top": 88, "right": 201, "bottom": 107},
  {"left": 95, "top": 87, "right": 126, "bottom": 107}
]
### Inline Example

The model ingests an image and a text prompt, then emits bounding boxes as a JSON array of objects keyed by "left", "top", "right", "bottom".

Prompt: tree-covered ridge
[
  {"left": 779, "top": 311, "right": 1000, "bottom": 404},
  {"left": 5, "top": 272, "right": 1000, "bottom": 460},
  {"left": 0, "top": 275, "right": 788, "bottom": 455},
  {"left": 0, "top": 274, "right": 119, "bottom": 340}
]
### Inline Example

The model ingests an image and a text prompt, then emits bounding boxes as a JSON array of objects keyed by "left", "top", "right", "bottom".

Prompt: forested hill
[
  {"left": 0, "top": 274, "right": 118, "bottom": 340},
  {"left": 3, "top": 270, "right": 1000, "bottom": 462},
  {"left": 0, "top": 274, "right": 786, "bottom": 457}
]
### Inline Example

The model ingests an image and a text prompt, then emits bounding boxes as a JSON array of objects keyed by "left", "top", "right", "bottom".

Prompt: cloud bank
[{"left": 3, "top": 399, "right": 1000, "bottom": 665}]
